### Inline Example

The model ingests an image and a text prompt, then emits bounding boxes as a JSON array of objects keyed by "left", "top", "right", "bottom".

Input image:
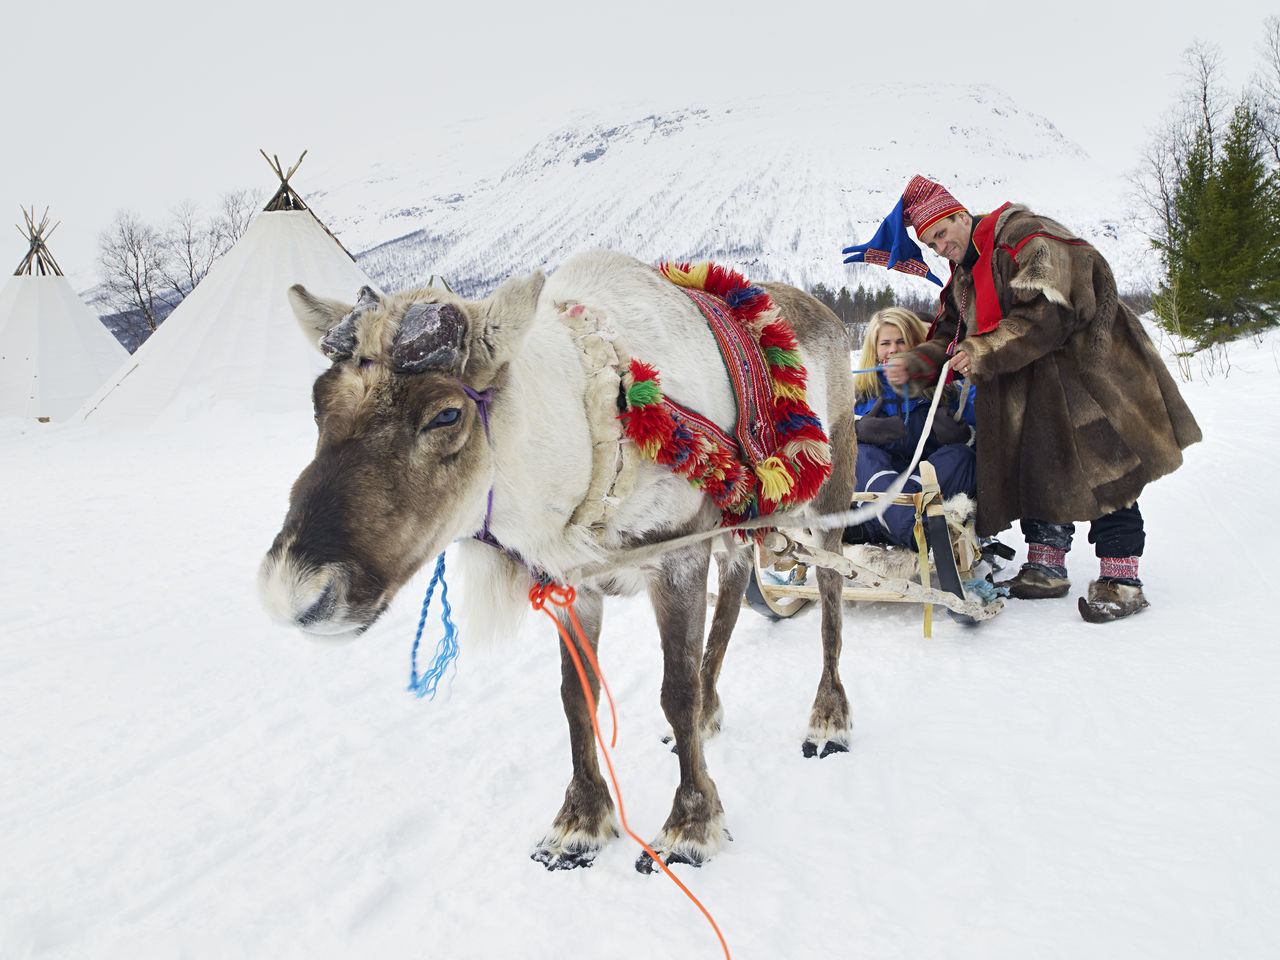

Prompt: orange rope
[
  {"left": 528, "top": 582, "right": 731, "bottom": 960},
  {"left": 561, "top": 590, "right": 617, "bottom": 747}
]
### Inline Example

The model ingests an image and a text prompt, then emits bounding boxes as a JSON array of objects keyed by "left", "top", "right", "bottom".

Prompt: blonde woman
[{"left": 845, "top": 307, "right": 976, "bottom": 546}]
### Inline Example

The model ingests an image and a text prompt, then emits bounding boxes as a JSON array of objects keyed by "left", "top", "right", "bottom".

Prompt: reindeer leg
[
  {"left": 803, "top": 408, "right": 858, "bottom": 759},
  {"left": 637, "top": 543, "right": 729, "bottom": 874},
  {"left": 532, "top": 587, "right": 619, "bottom": 870},
  {"left": 698, "top": 545, "right": 751, "bottom": 740},
  {"left": 803, "top": 564, "right": 851, "bottom": 757}
]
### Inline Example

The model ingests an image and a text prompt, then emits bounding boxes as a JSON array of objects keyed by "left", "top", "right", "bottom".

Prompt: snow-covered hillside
[{"left": 300, "top": 83, "right": 1154, "bottom": 300}]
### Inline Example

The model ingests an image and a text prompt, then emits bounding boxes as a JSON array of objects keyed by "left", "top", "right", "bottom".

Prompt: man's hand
[
  {"left": 884, "top": 356, "right": 909, "bottom": 386},
  {"left": 951, "top": 348, "right": 973, "bottom": 378}
]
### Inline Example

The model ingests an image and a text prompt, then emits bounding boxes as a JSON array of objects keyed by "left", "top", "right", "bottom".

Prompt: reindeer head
[{"left": 260, "top": 271, "right": 545, "bottom": 638}]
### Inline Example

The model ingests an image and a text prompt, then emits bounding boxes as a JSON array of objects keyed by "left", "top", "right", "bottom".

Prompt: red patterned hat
[{"left": 902, "top": 175, "right": 965, "bottom": 236}]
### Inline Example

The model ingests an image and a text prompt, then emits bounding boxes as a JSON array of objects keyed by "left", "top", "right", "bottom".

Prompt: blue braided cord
[
  {"left": 724, "top": 284, "right": 766, "bottom": 309},
  {"left": 962, "top": 577, "right": 1009, "bottom": 605},
  {"left": 849, "top": 365, "right": 887, "bottom": 375},
  {"left": 408, "top": 552, "right": 460, "bottom": 699}
]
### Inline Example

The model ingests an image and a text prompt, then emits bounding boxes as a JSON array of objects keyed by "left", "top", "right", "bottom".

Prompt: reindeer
[{"left": 259, "top": 250, "right": 857, "bottom": 871}]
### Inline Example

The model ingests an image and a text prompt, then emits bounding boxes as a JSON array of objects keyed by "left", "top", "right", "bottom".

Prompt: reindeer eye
[{"left": 421, "top": 407, "right": 462, "bottom": 432}]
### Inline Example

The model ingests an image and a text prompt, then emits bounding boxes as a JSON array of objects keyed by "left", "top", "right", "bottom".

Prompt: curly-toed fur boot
[
  {"left": 997, "top": 562, "right": 1070, "bottom": 599},
  {"left": 1078, "top": 578, "right": 1149, "bottom": 623}
]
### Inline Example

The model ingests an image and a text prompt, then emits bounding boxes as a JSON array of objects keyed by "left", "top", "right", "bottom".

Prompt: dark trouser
[
  {"left": 1020, "top": 502, "right": 1145, "bottom": 559},
  {"left": 847, "top": 442, "right": 977, "bottom": 547}
]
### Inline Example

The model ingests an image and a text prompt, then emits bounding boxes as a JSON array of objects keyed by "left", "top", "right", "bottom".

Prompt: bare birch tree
[
  {"left": 215, "top": 188, "right": 262, "bottom": 247},
  {"left": 1131, "top": 42, "right": 1227, "bottom": 246},
  {"left": 1253, "top": 16, "right": 1280, "bottom": 166},
  {"left": 97, "top": 187, "right": 263, "bottom": 346},
  {"left": 98, "top": 210, "right": 176, "bottom": 333},
  {"left": 161, "top": 200, "right": 221, "bottom": 302}
]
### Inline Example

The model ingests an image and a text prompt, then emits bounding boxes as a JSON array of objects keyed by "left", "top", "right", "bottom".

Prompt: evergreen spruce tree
[
  {"left": 809, "top": 282, "right": 835, "bottom": 312},
  {"left": 1198, "top": 102, "right": 1280, "bottom": 338},
  {"left": 848, "top": 284, "right": 865, "bottom": 322},
  {"left": 1154, "top": 127, "right": 1215, "bottom": 341},
  {"left": 834, "top": 286, "right": 854, "bottom": 326},
  {"left": 1153, "top": 97, "right": 1280, "bottom": 346}
]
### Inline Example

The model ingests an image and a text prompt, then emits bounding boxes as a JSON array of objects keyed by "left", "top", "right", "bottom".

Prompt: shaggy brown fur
[{"left": 900, "top": 204, "right": 1202, "bottom": 537}]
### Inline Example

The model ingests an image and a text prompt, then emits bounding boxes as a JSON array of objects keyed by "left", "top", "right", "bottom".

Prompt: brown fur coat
[{"left": 900, "top": 204, "right": 1202, "bottom": 537}]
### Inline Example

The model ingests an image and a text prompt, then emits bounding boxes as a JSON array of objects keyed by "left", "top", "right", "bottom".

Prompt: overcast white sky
[{"left": 3, "top": 0, "right": 1275, "bottom": 288}]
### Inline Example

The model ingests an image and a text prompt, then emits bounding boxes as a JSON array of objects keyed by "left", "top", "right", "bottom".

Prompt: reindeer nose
[
  {"left": 260, "top": 549, "right": 348, "bottom": 633},
  {"left": 296, "top": 578, "right": 337, "bottom": 627}
]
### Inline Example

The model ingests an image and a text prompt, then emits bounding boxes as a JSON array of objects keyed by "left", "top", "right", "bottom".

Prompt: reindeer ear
[
  {"left": 471, "top": 269, "right": 546, "bottom": 370},
  {"left": 487, "top": 269, "right": 546, "bottom": 319},
  {"left": 289, "top": 285, "right": 356, "bottom": 355},
  {"left": 391, "top": 302, "right": 470, "bottom": 373},
  {"left": 292, "top": 285, "right": 386, "bottom": 361}
]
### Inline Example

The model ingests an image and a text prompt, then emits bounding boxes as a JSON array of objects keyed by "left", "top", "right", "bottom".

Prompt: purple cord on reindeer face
[{"left": 457, "top": 382, "right": 493, "bottom": 440}]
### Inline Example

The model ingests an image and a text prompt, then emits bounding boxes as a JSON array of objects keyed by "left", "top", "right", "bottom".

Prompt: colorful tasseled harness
[{"left": 620, "top": 262, "right": 832, "bottom": 534}]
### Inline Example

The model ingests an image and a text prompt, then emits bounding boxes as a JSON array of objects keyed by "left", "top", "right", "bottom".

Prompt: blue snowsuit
[{"left": 846, "top": 375, "right": 978, "bottom": 547}]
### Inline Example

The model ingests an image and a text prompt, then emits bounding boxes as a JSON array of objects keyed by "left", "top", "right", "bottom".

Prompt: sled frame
[{"left": 746, "top": 461, "right": 1002, "bottom": 636}]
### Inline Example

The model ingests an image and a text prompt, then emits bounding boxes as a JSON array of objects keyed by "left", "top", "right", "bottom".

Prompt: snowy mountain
[{"left": 300, "top": 82, "right": 1155, "bottom": 300}]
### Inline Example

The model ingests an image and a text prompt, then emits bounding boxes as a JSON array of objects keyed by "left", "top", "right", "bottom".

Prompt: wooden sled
[{"left": 745, "top": 461, "right": 1004, "bottom": 636}]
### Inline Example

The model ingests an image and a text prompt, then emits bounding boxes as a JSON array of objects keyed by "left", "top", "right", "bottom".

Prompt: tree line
[
  {"left": 1135, "top": 17, "right": 1280, "bottom": 350},
  {"left": 808, "top": 281, "right": 940, "bottom": 346}
]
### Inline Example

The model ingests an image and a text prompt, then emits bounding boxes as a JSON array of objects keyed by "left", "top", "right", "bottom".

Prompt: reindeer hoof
[
  {"left": 635, "top": 848, "right": 705, "bottom": 875},
  {"left": 532, "top": 848, "right": 597, "bottom": 871},
  {"left": 635, "top": 851, "right": 661, "bottom": 874},
  {"left": 635, "top": 825, "right": 730, "bottom": 875},
  {"left": 802, "top": 737, "right": 850, "bottom": 758}
]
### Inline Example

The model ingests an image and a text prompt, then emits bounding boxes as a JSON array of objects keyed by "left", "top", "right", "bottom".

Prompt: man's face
[{"left": 919, "top": 212, "right": 973, "bottom": 263}]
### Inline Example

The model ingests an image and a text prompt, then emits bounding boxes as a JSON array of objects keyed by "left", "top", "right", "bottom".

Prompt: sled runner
[{"left": 745, "top": 461, "right": 1005, "bottom": 636}]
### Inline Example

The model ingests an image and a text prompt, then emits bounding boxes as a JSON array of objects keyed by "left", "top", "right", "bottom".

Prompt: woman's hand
[
  {"left": 931, "top": 411, "right": 970, "bottom": 445},
  {"left": 854, "top": 398, "right": 907, "bottom": 445},
  {"left": 951, "top": 348, "right": 973, "bottom": 378}
]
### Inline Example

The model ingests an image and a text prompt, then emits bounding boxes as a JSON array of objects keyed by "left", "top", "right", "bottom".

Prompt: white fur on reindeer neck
[{"left": 556, "top": 301, "right": 639, "bottom": 533}]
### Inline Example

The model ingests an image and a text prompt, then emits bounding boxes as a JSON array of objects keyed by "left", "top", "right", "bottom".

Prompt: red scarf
[
  {"left": 970, "top": 202, "right": 1012, "bottom": 334},
  {"left": 928, "top": 202, "right": 1012, "bottom": 341}
]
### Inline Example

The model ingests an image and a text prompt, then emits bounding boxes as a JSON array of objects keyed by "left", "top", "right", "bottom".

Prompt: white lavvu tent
[
  {"left": 78, "top": 153, "right": 377, "bottom": 423},
  {"left": 0, "top": 208, "right": 129, "bottom": 421}
]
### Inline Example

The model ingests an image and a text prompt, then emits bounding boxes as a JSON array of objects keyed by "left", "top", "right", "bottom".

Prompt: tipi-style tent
[
  {"left": 77, "top": 152, "right": 377, "bottom": 423},
  {"left": 0, "top": 208, "right": 129, "bottom": 421}
]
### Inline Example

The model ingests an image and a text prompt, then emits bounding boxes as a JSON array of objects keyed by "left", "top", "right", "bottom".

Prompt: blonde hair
[{"left": 853, "top": 307, "right": 929, "bottom": 399}]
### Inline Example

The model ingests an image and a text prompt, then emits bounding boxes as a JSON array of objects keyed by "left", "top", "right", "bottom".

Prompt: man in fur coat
[{"left": 867, "top": 175, "right": 1201, "bottom": 622}]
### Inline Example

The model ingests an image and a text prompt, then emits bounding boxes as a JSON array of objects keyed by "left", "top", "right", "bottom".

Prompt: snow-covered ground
[{"left": 3, "top": 330, "right": 1278, "bottom": 960}]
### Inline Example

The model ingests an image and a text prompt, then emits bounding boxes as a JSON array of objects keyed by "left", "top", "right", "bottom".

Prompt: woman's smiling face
[{"left": 876, "top": 326, "right": 911, "bottom": 364}]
